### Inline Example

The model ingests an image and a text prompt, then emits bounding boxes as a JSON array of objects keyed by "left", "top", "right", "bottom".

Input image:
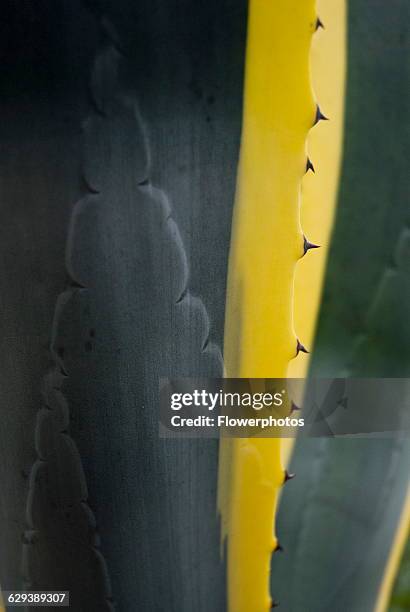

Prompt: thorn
[
  {"left": 303, "top": 236, "right": 320, "bottom": 256},
  {"left": 284, "top": 470, "right": 295, "bottom": 483},
  {"left": 315, "top": 17, "right": 324, "bottom": 31},
  {"left": 296, "top": 339, "right": 309, "bottom": 355},
  {"left": 70, "top": 279, "right": 85, "bottom": 289},
  {"left": 306, "top": 158, "right": 315, "bottom": 173},
  {"left": 274, "top": 542, "right": 284, "bottom": 553},
  {"left": 290, "top": 401, "right": 300, "bottom": 414},
  {"left": 314, "top": 105, "right": 329, "bottom": 125},
  {"left": 176, "top": 288, "right": 188, "bottom": 304}
]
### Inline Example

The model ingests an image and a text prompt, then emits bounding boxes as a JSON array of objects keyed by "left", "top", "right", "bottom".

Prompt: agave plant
[{"left": 0, "top": 1, "right": 408, "bottom": 611}]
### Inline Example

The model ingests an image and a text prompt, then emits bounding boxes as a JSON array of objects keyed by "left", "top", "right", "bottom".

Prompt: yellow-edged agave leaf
[
  {"left": 288, "top": 0, "right": 346, "bottom": 381},
  {"left": 271, "top": 1, "right": 410, "bottom": 609},
  {"left": 218, "top": 1, "right": 346, "bottom": 609},
  {"left": 283, "top": 0, "right": 346, "bottom": 466}
]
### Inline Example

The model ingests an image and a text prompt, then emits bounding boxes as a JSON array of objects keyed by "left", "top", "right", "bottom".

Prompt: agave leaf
[
  {"left": 0, "top": 1, "right": 248, "bottom": 610},
  {"left": 272, "top": 2, "right": 410, "bottom": 610},
  {"left": 0, "top": 2, "right": 110, "bottom": 605}
]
